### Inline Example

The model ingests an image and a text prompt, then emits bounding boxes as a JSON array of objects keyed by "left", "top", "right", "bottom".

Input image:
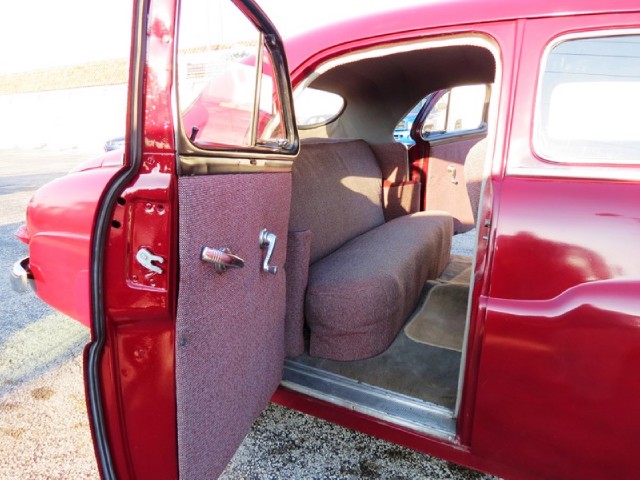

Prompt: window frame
[
  {"left": 416, "top": 84, "right": 490, "bottom": 143},
  {"left": 532, "top": 29, "right": 640, "bottom": 167},
  {"left": 173, "top": 0, "right": 299, "bottom": 171}
]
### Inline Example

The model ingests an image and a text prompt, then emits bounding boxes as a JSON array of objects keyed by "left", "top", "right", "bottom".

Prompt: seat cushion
[{"left": 306, "top": 211, "right": 453, "bottom": 361}]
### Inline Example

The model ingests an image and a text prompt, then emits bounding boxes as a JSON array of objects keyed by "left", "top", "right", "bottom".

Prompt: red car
[{"left": 11, "top": 0, "right": 640, "bottom": 478}]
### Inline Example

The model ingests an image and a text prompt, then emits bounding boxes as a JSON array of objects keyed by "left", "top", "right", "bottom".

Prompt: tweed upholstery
[
  {"left": 287, "top": 138, "right": 453, "bottom": 361},
  {"left": 371, "top": 142, "right": 420, "bottom": 220},
  {"left": 383, "top": 181, "right": 420, "bottom": 221},
  {"left": 370, "top": 142, "right": 410, "bottom": 183},
  {"left": 175, "top": 173, "right": 290, "bottom": 480},
  {"left": 290, "top": 139, "right": 385, "bottom": 264},
  {"left": 284, "top": 229, "right": 312, "bottom": 357},
  {"left": 464, "top": 138, "right": 487, "bottom": 224},
  {"left": 307, "top": 211, "right": 453, "bottom": 360}
]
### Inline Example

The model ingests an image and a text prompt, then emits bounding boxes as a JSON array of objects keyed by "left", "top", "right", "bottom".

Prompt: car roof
[{"left": 283, "top": 0, "right": 639, "bottom": 72}]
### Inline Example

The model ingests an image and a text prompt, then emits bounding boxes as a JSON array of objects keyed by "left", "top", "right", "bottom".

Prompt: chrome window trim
[{"left": 511, "top": 28, "right": 640, "bottom": 180}]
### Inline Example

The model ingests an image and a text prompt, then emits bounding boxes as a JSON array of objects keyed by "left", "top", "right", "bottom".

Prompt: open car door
[{"left": 84, "top": 0, "right": 298, "bottom": 478}]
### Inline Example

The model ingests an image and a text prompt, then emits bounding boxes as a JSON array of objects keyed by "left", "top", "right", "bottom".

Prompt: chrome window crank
[{"left": 259, "top": 229, "right": 278, "bottom": 275}]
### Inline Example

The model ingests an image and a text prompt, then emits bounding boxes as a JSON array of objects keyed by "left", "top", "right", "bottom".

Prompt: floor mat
[
  {"left": 404, "top": 283, "right": 469, "bottom": 352},
  {"left": 293, "top": 331, "right": 461, "bottom": 408}
]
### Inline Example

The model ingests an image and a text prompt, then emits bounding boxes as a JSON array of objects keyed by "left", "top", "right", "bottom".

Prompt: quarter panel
[
  {"left": 26, "top": 167, "right": 118, "bottom": 325},
  {"left": 472, "top": 178, "right": 640, "bottom": 479}
]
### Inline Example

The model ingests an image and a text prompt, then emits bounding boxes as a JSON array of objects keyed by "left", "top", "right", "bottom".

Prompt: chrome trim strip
[
  {"left": 282, "top": 360, "right": 457, "bottom": 441},
  {"left": 250, "top": 34, "right": 265, "bottom": 147}
]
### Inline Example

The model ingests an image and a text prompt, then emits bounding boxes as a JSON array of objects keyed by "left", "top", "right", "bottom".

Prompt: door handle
[
  {"left": 447, "top": 165, "right": 458, "bottom": 184},
  {"left": 259, "top": 229, "right": 278, "bottom": 274},
  {"left": 201, "top": 246, "right": 245, "bottom": 274}
]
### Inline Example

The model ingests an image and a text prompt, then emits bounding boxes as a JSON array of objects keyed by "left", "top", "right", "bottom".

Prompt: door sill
[{"left": 282, "top": 359, "right": 457, "bottom": 442}]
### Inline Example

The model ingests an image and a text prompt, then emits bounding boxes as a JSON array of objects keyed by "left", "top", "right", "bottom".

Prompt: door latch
[
  {"left": 136, "top": 247, "right": 165, "bottom": 274},
  {"left": 259, "top": 229, "right": 278, "bottom": 274}
]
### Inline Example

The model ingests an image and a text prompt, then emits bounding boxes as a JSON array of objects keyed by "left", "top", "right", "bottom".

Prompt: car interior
[
  {"left": 133, "top": 6, "right": 640, "bottom": 477},
  {"left": 173, "top": 29, "right": 498, "bottom": 475},
  {"left": 279, "top": 37, "right": 498, "bottom": 439}
]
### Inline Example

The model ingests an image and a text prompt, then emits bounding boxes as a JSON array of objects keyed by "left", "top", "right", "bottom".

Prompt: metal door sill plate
[{"left": 282, "top": 359, "right": 457, "bottom": 442}]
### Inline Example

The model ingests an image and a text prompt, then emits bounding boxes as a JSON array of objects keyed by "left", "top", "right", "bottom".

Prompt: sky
[{"left": 0, "top": 0, "right": 426, "bottom": 74}]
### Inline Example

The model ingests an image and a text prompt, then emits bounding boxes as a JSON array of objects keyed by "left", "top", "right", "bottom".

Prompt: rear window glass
[
  {"left": 534, "top": 34, "right": 640, "bottom": 164},
  {"left": 295, "top": 88, "right": 345, "bottom": 129}
]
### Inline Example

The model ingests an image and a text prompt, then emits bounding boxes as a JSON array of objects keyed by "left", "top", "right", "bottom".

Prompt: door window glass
[
  {"left": 422, "top": 84, "right": 487, "bottom": 135},
  {"left": 534, "top": 34, "right": 640, "bottom": 164},
  {"left": 177, "top": 0, "right": 287, "bottom": 149}
]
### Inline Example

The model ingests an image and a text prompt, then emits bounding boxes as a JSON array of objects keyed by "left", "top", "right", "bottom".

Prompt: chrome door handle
[
  {"left": 259, "top": 229, "right": 278, "bottom": 274},
  {"left": 447, "top": 165, "right": 458, "bottom": 184},
  {"left": 201, "top": 246, "right": 245, "bottom": 274}
]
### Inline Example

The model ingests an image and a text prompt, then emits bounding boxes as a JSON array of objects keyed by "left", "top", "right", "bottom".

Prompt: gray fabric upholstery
[
  {"left": 176, "top": 173, "right": 290, "bottom": 480},
  {"left": 307, "top": 211, "right": 452, "bottom": 360},
  {"left": 290, "top": 139, "right": 385, "bottom": 264},
  {"left": 284, "top": 229, "right": 312, "bottom": 357}
]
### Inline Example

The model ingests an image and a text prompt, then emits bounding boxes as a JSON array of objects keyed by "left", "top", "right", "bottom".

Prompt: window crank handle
[{"left": 259, "top": 229, "right": 278, "bottom": 275}]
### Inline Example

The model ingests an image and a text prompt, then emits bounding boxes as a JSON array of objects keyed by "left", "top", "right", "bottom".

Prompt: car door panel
[
  {"left": 84, "top": 0, "right": 298, "bottom": 477},
  {"left": 421, "top": 134, "right": 486, "bottom": 232},
  {"left": 176, "top": 172, "right": 291, "bottom": 478}
]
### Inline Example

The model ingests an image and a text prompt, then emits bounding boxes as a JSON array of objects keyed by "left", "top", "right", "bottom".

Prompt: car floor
[{"left": 291, "top": 235, "right": 475, "bottom": 410}]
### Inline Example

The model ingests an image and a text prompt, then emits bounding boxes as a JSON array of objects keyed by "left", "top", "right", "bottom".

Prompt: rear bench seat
[{"left": 286, "top": 138, "right": 453, "bottom": 361}]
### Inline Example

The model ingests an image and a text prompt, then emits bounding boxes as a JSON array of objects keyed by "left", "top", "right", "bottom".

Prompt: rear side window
[
  {"left": 295, "top": 88, "right": 345, "bottom": 129},
  {"left": 422, "top": 84, "right": 488, "bottom": 135},
  {"left": 534, "top": 34, "right": 640, "bottom": 164}
]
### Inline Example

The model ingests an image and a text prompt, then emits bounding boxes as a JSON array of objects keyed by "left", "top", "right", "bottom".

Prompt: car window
[
  {"left": 177, "top": 0, "right": 287, "bottom": 150},
  {"left": 295, "top": 88, "right": 345, "bottom": 128},
  {"left": 422, "top": 84, "right": 487, "bottom": 136},
  {"left": 393, "top": 100, "right": 426, "bottom": 145},
  {"left": 534, "top": 34, "right": 640, "bottom": 164}
]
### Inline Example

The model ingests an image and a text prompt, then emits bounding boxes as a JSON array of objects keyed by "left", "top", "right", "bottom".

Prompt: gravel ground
[{"left": 0, "top": 148, "right": 495, "bottom": 479}]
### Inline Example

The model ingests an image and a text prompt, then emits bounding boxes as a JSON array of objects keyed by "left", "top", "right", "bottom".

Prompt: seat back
[{"left": 289, "top": 138, "right": 385, "bottom": 263}]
